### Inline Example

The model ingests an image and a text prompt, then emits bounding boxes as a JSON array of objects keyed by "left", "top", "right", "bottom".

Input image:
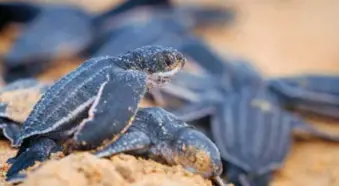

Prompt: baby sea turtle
[
  {"left": 5, "top": 45, "right": 186, "bottom": 181},
  {"left": 153, "top": 59, "right": 339, "bottom": 185},
  {"left": 0, "top": 78, "right": 51, "bottom": 145},
  {"left": 95, "top": 106, "right": 225, "bottom": 186},
  {"left": 3, "top": 0, "right": 172, "bottom": 83}
]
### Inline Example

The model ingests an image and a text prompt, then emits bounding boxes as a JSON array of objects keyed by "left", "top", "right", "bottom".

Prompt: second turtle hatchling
[
  {"left": 5, "top": 45, "right": 186, "bottom": 182},
  {"left": 95, "top": 107, "right": 226, "bottom": 186},
  {"left": 0, "top": 78, "right": 51, "bottom": 145}
]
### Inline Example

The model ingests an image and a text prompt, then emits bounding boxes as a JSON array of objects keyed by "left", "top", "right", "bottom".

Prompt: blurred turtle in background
[
  {"left": 90, "top": 5, "right": 233, "bottom": 74},
  {"left": 149, "top": 51, "right": 339, "bottom": 186},
  {"left": 1, "top": 0, "right": 172, "bottom": 83},
  {"left": 0, "top": 2, "right": 41, "bottom": 32}
]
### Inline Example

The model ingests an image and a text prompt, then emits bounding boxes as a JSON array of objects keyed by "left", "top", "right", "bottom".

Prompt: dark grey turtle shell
[
  {"left": 0, "top": 78, "right": 51, "bottom": 123},
  {"left": 211, "top": 86, "right": 293, "bottom": 175}
]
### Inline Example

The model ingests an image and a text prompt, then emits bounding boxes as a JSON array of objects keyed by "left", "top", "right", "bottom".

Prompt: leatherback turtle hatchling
[
  {"left": 153, "top": 59, "right": 339, "bottom": 186},
  {"left": 95, "top": 107, "right": 225, "bottom": 185},
  {"left": 0, "top": 78, "right": 51, "bottom": 145},
  {"left": 5, "top": 45, "right": 186, "bottom": 181}
]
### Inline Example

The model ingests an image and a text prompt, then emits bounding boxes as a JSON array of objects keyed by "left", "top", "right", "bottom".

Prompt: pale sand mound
[{"left": 19, "top": 153, "right": 217, "bottom": 186}]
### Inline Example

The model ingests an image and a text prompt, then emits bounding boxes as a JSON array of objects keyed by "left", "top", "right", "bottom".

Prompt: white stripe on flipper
[
  {"left": 17, "top": 97, "right": 95, "bottom": 144},
  {"left": 73, "top": 79, "right": 109, "bottom": 140}
]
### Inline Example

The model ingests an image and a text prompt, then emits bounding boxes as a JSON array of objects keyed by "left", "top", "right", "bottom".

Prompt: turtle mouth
[{"left": 148, "top": 64, "right": 182, "bottom": 88}]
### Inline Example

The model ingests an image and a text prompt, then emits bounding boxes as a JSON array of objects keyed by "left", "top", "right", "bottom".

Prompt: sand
[
  {"left": 19, "top": 153, "right": 214, "bottom": 186},
  {"left": 1, "top": 0, "right": 339, "bottom": 186}
]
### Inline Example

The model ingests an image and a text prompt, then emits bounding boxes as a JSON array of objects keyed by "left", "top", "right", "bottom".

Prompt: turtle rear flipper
[
  {"left": 73, "top": 70, "right": 148, "bottom": 149},
  {"left": 6, "top": 137, "right": 60, "bottom": 180}
]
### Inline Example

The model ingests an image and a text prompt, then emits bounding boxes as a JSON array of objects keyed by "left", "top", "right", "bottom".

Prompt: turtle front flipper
[
  {"left": 291, "top": 114, "right": 339, "bottom": 142},
  {"left": 6, "top": 137, "right": 60, "bottom": 181},
  {"left": 268, "top": 75, "right": 339, "bottom": 119},
  {"left": 94, "top": 129, "right": 151, "bottom": 158},
  {"left": 0, "top": 121, "right": 21, "bottom": 146},
  {"left": 73, "top": 70, "right": 148, "bottom": 150}
]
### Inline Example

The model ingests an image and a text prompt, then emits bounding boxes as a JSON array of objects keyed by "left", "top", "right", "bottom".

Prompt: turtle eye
[{"left": 165, "top": 57, "right": 172, "bottom": 66}]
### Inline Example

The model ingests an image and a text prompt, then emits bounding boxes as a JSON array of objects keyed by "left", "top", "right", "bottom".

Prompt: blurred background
[{"left": 1, "top": 0, "right": 339, "bottom": 186}]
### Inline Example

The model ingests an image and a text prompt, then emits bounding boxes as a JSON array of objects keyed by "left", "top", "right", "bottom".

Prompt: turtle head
[
  {"left": 170, "top": 128, "right": 223, "bottom": 178},
  {"left": 122, "top": 45, "right": 186, "bottom": 87}
]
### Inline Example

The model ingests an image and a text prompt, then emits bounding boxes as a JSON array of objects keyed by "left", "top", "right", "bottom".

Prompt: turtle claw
[
  {"left": 6, "top": 137, "right": 59, "bottom": 179},
  {"left": 73, "top": 71, "right": 148, "bottom": 149},
  {"left": 95, "top": 130, "right": 151, "bottom": 158}
]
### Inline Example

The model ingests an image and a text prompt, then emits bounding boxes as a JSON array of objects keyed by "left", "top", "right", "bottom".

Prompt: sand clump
[{"left": 18, "top": 153, "right": 217, "bottom": 186}]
